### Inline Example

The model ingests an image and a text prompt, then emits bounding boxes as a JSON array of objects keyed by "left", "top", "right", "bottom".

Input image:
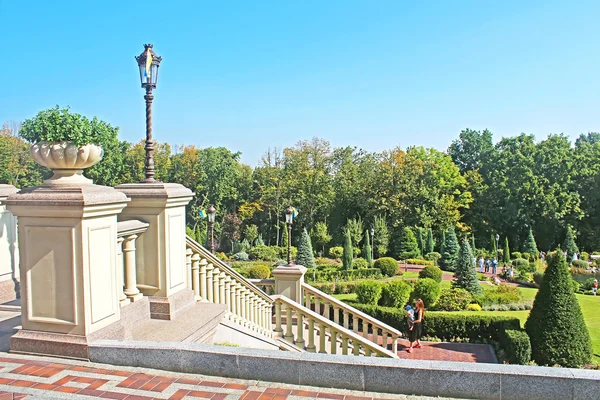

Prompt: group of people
[{"left": 475, "top": 256, "right": 498, "bottom": 274}]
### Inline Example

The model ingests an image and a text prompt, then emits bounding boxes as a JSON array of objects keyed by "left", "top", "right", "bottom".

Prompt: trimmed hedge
[
  {"left": 501, "top": 329, "right": 531, "bottom": 365},
  {"left": 374, "top": 257, "right": 398, "bottom": 277},
  {"left": 434, "top": 288, "right": 472, "bottom": 311},
  {"left": 249, "top": 245, "right": 279, "bottom": 261},
  {"left": 305, "top": 267, "right": 382, "bottom": 283},
  {"left": 355, "top": 280, "right": 383, "bottom": 305},
  {"left": 248, "top": 264, "right": 271, "bottom": 279},
  {"left": 380, "top": 280, "right": 412, "bottom": 308},
  {"left": 411, "top": 278, "right": 441, "bottom": 307},
  {"left": 571, "top": 259, "right": 588, "bottom": 268},
  {"left": 419, "top": 265, "right": 443, "bottom": 283},
  {"left": 405, "top": 258, "right": 434, "bottom": 266}
]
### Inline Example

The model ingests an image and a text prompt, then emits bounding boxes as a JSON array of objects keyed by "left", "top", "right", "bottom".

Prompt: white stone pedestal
[
  {"left": 0, "top": 185, "right": 19, "bottom": 305},
  {"left": 272, "top": 264, "right": 307, "bottom": 304},
  {"left": 115, "top": 183, "right": 194, "bottom": 319},
  {"left": 5, "top": 184, "right": 129, "bottom": 359}
]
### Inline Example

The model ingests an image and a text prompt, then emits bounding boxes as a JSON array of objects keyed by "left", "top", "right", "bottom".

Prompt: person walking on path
[
  {"left": 593, "top": 279, "right": 598, "bottom": 296},
  {"left": 478, "top": 256, "right": 484, "bottom": 273},
  {"left": 492, "top": 257, "right": 498, "bottom": 275},
  {"left": 407, "top": 299, "right": 425, "bottom": 353}
]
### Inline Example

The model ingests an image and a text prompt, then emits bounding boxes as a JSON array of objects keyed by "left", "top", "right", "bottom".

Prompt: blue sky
[{"left": 1, "top": 1, "right": 598, "bottom": 165}]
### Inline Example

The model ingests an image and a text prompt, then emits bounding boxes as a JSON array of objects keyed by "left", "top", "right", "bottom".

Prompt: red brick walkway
[
  {"left": 0, "top": 353, "right": 459, "bottom": 400},
  {"left": 396, "top": 340, "right": 497, "bottom": 363}
]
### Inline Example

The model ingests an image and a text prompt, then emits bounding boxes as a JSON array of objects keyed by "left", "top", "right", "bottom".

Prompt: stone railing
[
  {"left": 117, "top": 220, "right": 149, "bottom": 307},
  {"left": 248, "top": 278, "right": 275, "bottom": 295},
  {"left": 185, "top": 236, "right": 273, "bottom": 337},
  {"left": 272, "top": 295, "right": 398, "bottom": 358},
  {"left": 302, "top": 283, "right": 402, "bottom": 354}
]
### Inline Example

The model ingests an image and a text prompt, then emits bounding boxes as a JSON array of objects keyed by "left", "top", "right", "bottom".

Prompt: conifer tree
[
  {"left": 525, "top": 250, "right": 592, "bottom": 367},
  {"left": 563, "top": 226, "right": 579, "bottom": 257},
  {"left": 440, "top": 227, "right": 460, "bottom": 271},
  {"left": 296, "top": 228, "right": 316, "bottom": 269},
  {"left": 453, "top": 239, "right": 482, "bottom": 295},
  {"left": 426, "top": 228, "right": 435, "bottom": 254},
  {"left": 523, "top": 228, "right": 538, "bottom": 257},
  {"left": 439, "top": 231, "right": 446, "bottom": 255},
  {"left": 503, "top": 236, "right": 510, "bottom": 263},
  {"left": 471, "top": 234, "right": 476, "bottom": 252},
  {"left": 342, "top": 229, "right": 353, "bottom": 270},
  {"left": 398, "top": 227, "right": 420, "bottom": 260},
  {"left": 363, "top": 230, "right": 373, "bottom": 266},
  {"left": 490, "top": 234, "right": 497, "bottom": 258},
  {"left": 416, "top": 228, "right": 424, "bottom": 257}
]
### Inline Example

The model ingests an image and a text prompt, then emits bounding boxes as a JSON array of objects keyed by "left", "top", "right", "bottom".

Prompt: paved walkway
[
  {"left": 396, "top": 340, "right": 497, "bottom": 363},
  {"left": 0, "top": 352, "right": 465, "bottom": 400}
]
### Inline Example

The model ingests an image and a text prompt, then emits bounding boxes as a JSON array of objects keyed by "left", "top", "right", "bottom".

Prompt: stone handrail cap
[
  {"left": 115, "top": 182, "right": 194, "bottom": 199},
  {"left": 117, "top": 220, "right": 150, "bottom": 236},
  {"left": 0, "top": 184, "right": 19, "bottom": 199},
  {"left": 5, "top": 184, "right": 129, "bottom": 208}
]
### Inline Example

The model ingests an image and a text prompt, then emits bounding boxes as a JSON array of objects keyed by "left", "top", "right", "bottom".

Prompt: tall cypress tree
[
  {"left": 416, "top": 228, "right": 424, "bottom": 257},
  {"left": 503, "top": 236, "right": 510, "bottom": 263},
  {"left": 439, "top": 231, "right": 446, "bottom": 256},
  {"left": 523, "top": 228, "right": 538, "bottom": 257},
  {"left": 296, "top": 228, "right": 316, "bottom": 269},
  {"left": 453, "top": 239, "right": 482, "bottom": 295},
  {"left": 426, "top": 228, "right": 435, "bottom": 254},
  {"left": 563, "top": 226, "right": 579, "bottom": 257},
  {"left": 525, "top": 250, "right": 591, "bottom": 367},
  {"left": 399, "top": 227, "right": 420, "bottom": 260},
  {"left": 490, "top": 234, "right": 497, "bottom": 258},
  {"left": 342, "top": 229, "right": 353, "bottom": 270},
  {"left": 363, "top": 229, "right": 372, "bottom": 266},
  {"left": 440, "top": 227, "right": 460, "bottom": 272}
]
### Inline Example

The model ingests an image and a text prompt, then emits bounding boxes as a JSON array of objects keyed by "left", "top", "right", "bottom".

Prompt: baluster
[
  {"left": 284, "top": 305, "right": 294, "bottom": 342},
  {"left": 343, "top": 310, "right": 349, "bottom": 329},
  {"left": 205, "top": 263, "right": 214, "bottom": 302},
  {"left": 306, "top": 318, "right": 316, "bottom": 352},
  {"left": 353, "top": 341, "right": 360, "bottom": 355},
  {"left": 244, "top": 290, "right": 251, "bottom": 325},
  {"left": 186, "top": 248, "right": 193, "bottom": 289},
  {"left": 319, "top": 324, "right": 327, "bottom": 353},
  {"left": 341, "top": 336, "right": 349, "bottom": 355},
  {"left": 219, "top": 271, "right": 226, "bottom": 305},
  {"left": 230, "top": 281, "right": 237, "bottom": 318},
  {"left": 212, "top": 267, "right": 220, "bottom": 304},
  {"left": 372, "top": 326, "right": 379, "bottom": 348},
  {"left": 123, "top": 234, "right": 142, "bottom": 301},
  {"left": 362, "top": 320, "right": 369, "bottom": 338},
  {"left": 330, "top": 328, "right": 337, "bottom": 354},
  {"left": 364, "top": 347, "right": 372, "bottom": 357},
  {"left": 236, "top": 284, "right": 243, "bottom": 321},
  {"left": 314, "top": 295, "right": 321, "bottom": 315},
  {"left": 224, "top": 276, "right": 232, "bottom": 311},
  {"left": 274, "top": 301, "right": 283, "bottom": 335},
  {"left": 258, "top": 301, "right": 265, "bottom": 331},
  {"left": 324, "top": 300, "right": 330, "bottom": 320},
  {"left": 249, "top": 296, "right": 255, "bottom": 328},
  {"left": 382, "top": 332, "right": 389, "bottom": 351},
  {"left": 296, "top": 311, "right": 305, "bottom": 348},
  {"left": 304, "top": 291, "right": 310, "bottom": 309},
  {"left": 265, "top": 304, "right": 272, "bottom": 331},
  {"left": 333, "top": 306, "right": 340, "bottom": 325},
  {"left": 116, "top": 237, "right": 129, "bottom": 306},
  {"left": 256, "top": 300, "right": 262, "bottom": 330},
  {"left": 191, "top": 252, "right": 200, "bottom": 300},
  {"left": 352, "top": 315, "right": 359, "bottom": 333},
  {"left": 199, "top": 258, "right": 208, "bottom": 300},
  {"left": 391, "top": 335, "right": 398, "bottom": 354}
]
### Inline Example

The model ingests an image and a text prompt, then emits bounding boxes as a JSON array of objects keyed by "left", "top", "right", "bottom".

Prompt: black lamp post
[
  {"left": 285, "top": 206, "right": 294, "bottom": 264},
  {"left": 370, "top": 227, "right": 375, "bottom": 261},
  {"left": 135, "top": 44, "right": 162, "bottom": 183},
  {"left": 496, "top": 233, "right": 500, "bottom": 262},
  {"left": 207, "top": 205, "right": 216, "bottom": 254}
]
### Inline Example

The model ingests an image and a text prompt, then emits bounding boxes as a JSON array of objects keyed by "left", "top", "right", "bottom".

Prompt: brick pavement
[{"left": 0, "top": 352, "right": 465, "bottom": 400}]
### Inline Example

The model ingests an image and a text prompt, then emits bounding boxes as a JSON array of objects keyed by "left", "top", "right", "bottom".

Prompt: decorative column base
[
  {"left": 148, "top": 289, "right": 196, "bottom": 320},
  {"left": 271, "top": 264, "right": 307, "bottom": 304},
  {"left": 10, "top": 330, "right": 90, "bottom": 360}
]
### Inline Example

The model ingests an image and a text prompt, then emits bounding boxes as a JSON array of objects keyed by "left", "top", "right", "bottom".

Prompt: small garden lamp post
[
  {"left": 135, "top": 44, "right": 162, "bottom": 183},
  {"left": 207, "top": 205, "right": 216, "bottom": 254},
  {"left": 285, "top": 206, "right": 294, "bottom": 264},
  {"left": 495, "top": 233, "right": 500, "bottom": 261},
  {"left": 371, "top": 227, "right": 375, "bottom": 261}
]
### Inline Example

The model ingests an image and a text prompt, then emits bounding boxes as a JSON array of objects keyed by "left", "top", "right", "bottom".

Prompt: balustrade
[{"left": 117, "top": 220, "right": 149, "bottom": 305}]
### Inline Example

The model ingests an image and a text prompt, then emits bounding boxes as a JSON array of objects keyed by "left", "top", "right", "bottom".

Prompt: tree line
[{"left": 1, "top": 121, "right": 599, "bottom": 253}]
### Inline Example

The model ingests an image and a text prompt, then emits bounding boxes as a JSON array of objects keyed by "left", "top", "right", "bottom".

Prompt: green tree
[
  {"left": 525, "top": 251, "right": 591, "bottom": 367},
  {"left": 296, "top": 228, "right": 316, "bottom": 269},
  {"left": 453, "top": 239, "right": 482, "bottom": 295},
  {"left": 523, "top": 228, "right": 538, "bottom": 257},
  {"left": 471, "top": 234, "right": 476, "bottom": 252},
  {"left": 345, "top": 217, "right": 363, "bottom": 247},
  {"left": 426, "top": 228, "right": 435, "bottom": 254},
  {"left": 363, "top": 230, "right": 373, "bottom": 266},
  {"left": 373, "top": 215, "right": 389, "bottom": 257},
  {"left": 397, "top": 227, "right": 420, "bottom": 260},
  {"left": 440, "top": 227, "right": 460, "bottom": 271},
  {"left": 342, "top": 229, "right": 353, "bottom": 270},
  {"left": 221, "top": 212, "right": 241, "bottom": 253},
  {"left": 281, "top": 222, "right": 289, "bottom": 248},
  {"left": 503, "top": 236, "right": 511, "bottom": 263},
  {"left": 490, "top": 234, "right": 497, "bottom": 258},
  {"left": 311, "top": 221, "right": 332, "bottom": 255},
  {"left": 245, "top": 224, "right": 259, "bottom": 246},
  {"left": 439, "top": 231, "right": 446, "bottom": 255},
  {"left": 563, "top": 226, "right": 579, "bottom": 257},
  {"left": 416, "top": 228, "right": 424, "bottom": 257}
]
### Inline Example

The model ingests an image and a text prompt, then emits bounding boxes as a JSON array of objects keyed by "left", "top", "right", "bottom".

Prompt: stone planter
[{"left": 30, "top": 141, "right": 103, "bottom": 186}]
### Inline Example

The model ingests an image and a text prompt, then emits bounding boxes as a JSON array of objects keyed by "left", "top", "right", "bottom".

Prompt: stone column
[
  {"left": 115, "top": 183, "right": 193, "bottom": 319},
  {"left": 116, "top": 237, "right": 129, "bottom": 307},
  {"left": 0, "top": 185, "right": 19, "bottom": 305},
  {"left": 271, "top": 264, "right": 307, "bottom": 304},
  {"left": 191, "top": 253, "right": 200, "bottom": 300},
  {"left": 6, "top": 184, "right": 129, "bottom": 359},
  {"left": 123, "top": 234, "right": 143, "bottom": 301}
]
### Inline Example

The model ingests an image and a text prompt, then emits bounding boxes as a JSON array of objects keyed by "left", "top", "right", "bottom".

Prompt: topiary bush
[
  {"left": 501, "top": 329, "right": 531, "bottom": 365},
  {"left": 512, "top": 258, "right": 532, "bottom": 272},
  {"left": 215, "top": 252, "right": 228, "bottom": 261},
  {"left": 374, "top": 257, "right": 398, "bottom": 277},
  {"left": 405, "top": 258, "right": 434, "bottom": 266},
  {"left": 571, "top": 259, "right": 588, "bottom": 268},
  {"left": 521, "top": 252, "right": 531, "bottom": 262},
  {"left": 440, "top": 227, "right": 460, "bottom": 272},
  {"left": 453, "top": 239, "right": 482, "bottom": 296},
  {"left": 248, "top": 264, "right": 271, "bottom": 279},
  {"left": 532, "top": 271, "right": 544, "bottom": 286},
  {"left": 425, "top": 251, "right": 441, "bottom": 266},
  {"left": 380, "top": 280, "right": 412, "bottom": 308},
  {"left": 419, "top": 265, "right": 443, "bottom": 283},
  {"left": 467, "top": 303, "right": 482, "bottom": 311},
  {"left": 571, "top": 279, "right": 582, "bottom": 293},
  {"left": 411, "top": 278, "right": 441, "bottom": 308},
  {"left": 480, "top": 284, "right": 522, "bottom": 306},
  {"left": 328, "top": 246, "right": 343, "bottom": 258},
  {"left": 296, "top": 228, "right": 317, "bottom": 269},
  {"left": 232, "top": 252, "right": 249, "bottom": 261},
  {"left": 435, "top": 288, "right": 472, "bottom": 311},
  {"left": 397, "top": 227, "right": 421, "bottom": 260},
  {"left": 511, "top": 251, "right": 522, "bottom": 260},
  {"left": 249, "top": 245, "right": 279, "bottom": 261},
  {"left": 353, "top": 257, "right": 369, "bottom": 269},
  {"left": 581, "top": 251, "right": 589, "bottom": 261},
  {"left": 355, "top": 280, "right": 383, "bottom": 305},
  {"left": 525, "top": 250, "right": 592, "bottom": 367}
]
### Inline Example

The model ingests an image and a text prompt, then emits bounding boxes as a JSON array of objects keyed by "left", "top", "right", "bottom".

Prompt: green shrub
[
  {"left": 296, "top": 228, "right": 317, "bottom": 269},
  {"left": 232, "top": 252, "right": 249, "bottom": 261},
  {"left": 405, "top": 258, "right": 434, "bottom": 266},
  {"left": 521, "top": 252, "right": 531, "bottom": 262},
  {"left": 582, "top": 277, "right": 598, "bottom": 291},
  {"left": 571, "top": 279, "right": 581, "bottom": 293},
  {"left": 440, "top": 227, "right": 460, "bottom": 271},
  {"left": 512, "top": 258, "right": 532, "bottom": 272},
  {"left": 425, "top": 252, "right": 441, "bottom": 265},
  {"left": 419, "top": 265, "right": 443, "bottom": 283},
  {"left": 501, "top": 330, "right": 531, "bottom": 365},
  {"left": 248, "top": 264, "right": 271, "bottom": 279},
  {"left": 215, "top": 252, "right": 228, "bottom": 261},
  {"left": 581, "top": 252, "right": 589, "bottom": 261},
  {"left": 315, "top": 257, "right": 340, "bottom": 267},
  {"left": 526, "top": 251, "right": 592, "bottom": 367},
  {"left": 249, "top": 245, "right": 279, "bottom": 261},
  {"left": 397, "top": 227, "right": 421, "bottom": 260},
  {"left": 380, "top": 280, "right": 412, "bottom": 308},
  {"left": 277, "top": 246, "right": 298, "bottom": 259},
  {"left": 353, "top": 257, "right": 369, "bottom": 269},
  {"left": 532, "top": 271, "right": 544, "bottom": 286},
  {"left": 328, "top": 246, "right": 343, "bottom": 258},
  {"left": 435, "top": 288, "right": 472, "bottom": 311},
  {"left": 480, "top": 284, "right": 522, "bottom": 306},
  {"left": 512, "top": 251, "right": 522, "bottom": 260},
  {"left": 571, "top": 259, "right": 588, "bottom": 268},
  {"left": 355, "top": 280, "right": 383, "bottom": 305},
  {"left": 467, "top": 303, "right": 482, "bottom": 311},
  {"left": 374, "top": 257, "right": 398, "bottom": 277},
  {"left": 453, "top": 239, "right": 482, "bottom": 295},
  {"left": 411, "top": 278, "right": 441, "bottom": 308},
  {"left": 334, "top": 281, "right": 359, "bottom": 295}
]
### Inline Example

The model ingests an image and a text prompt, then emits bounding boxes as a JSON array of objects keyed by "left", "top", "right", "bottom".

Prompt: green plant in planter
[{"left": 20, "top": 106, "right": 117, "bottom": 146}]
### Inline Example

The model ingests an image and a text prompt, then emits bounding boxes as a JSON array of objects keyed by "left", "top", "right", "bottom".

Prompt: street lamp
[
  {"left": 370, "top": 227, "right": 375, "bottom": 262},
  {"left": 207, "top": 205, "right": 216, "bottom": 254},
  {"left": 285, "top": 206, "right": 294, "bottom": 264},
  {"left": 495, "top": 233, "right": 500, "bottom": 262},
  {"left": 135, "top": 44, "right": 162, "bottom": 183}
]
